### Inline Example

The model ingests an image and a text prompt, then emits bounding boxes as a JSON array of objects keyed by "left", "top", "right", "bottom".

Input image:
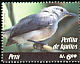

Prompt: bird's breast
[
  {"left": 12, "top": 24, "right": 58, "bottom": 43},
  {"left": 25, "top": 26, "right": 58, "bottom": 41}
]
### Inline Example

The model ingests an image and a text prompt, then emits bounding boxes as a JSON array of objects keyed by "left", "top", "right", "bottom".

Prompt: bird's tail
[
  {"left": 2, "top": 28, "right": 11, "bottom": 39},
  {"left": 2, "top": 28, "right": 16, "bottom": 46}
]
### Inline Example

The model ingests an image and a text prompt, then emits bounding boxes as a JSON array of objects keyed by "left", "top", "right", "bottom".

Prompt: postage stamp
[{"left": 1, "top": 2, "right": 80, "bottom": 63}]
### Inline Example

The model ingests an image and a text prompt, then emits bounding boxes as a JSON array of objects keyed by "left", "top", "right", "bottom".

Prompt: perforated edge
[{"left": 1, "top": 1, "right": 80, "bottom": 63}]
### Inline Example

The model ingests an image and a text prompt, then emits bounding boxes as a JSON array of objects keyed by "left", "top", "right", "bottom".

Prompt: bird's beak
[{"left": 66, "top": 12, "right": 77, "bottom": 17}]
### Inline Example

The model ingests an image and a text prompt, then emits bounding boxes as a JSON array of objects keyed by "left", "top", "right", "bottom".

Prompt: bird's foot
[
  {"left": 28, "top": 40, "right": 45, "bottom": 51},
  {"left": 33, "top": 43, "right": 44, "bottom": 51}
]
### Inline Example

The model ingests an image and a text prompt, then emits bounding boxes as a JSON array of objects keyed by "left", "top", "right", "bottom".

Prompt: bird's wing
[{"left": 9, "top": 13, "right": 53, "bottom": 38}]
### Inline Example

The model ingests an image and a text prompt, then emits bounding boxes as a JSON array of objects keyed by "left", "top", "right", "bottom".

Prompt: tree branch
[{"left": 5, "top": 3, "right": 16, "bottom": 26}]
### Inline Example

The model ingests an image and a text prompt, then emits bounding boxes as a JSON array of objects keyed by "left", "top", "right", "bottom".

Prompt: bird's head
[{"left": 41, "top": 6, "right": 76, "bottom": 20}]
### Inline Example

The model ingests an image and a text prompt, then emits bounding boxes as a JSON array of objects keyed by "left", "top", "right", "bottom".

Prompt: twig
[{"left": 21, "top": 44, "right": 53, "bottom": 52}]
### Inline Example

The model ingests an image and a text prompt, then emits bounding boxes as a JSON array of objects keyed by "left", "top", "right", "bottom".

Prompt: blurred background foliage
[{"left": 2, "top": 2, "right": 79, "bottom": 52}]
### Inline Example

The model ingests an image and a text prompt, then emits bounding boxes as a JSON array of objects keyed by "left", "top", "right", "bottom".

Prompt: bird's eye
[
  {"left": 43, "top": 11, "right": 49, "bottom": 12},
  {"left": 60, "top": 9, "right": 63, "bottom": 12}
]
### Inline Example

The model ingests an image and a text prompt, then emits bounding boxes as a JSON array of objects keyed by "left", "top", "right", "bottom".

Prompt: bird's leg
[
  {"left": 33, "top": 43, "right": 37, "bottom": 49},
  {"left": 27, "top": 40, "right": 45, "bottom": 50},
  {"left": 33, "top": 43, "right": 44, "bottom": 51}
]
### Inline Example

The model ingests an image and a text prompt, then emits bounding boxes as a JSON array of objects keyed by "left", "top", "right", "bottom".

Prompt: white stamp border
[{"left": 1, "top": 1, "right": 80, "bottom": 63}]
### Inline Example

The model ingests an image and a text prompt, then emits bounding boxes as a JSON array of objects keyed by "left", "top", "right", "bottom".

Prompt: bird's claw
[
  {"left": 33, "top": 43, "right": 44, "bottom": 51},
  {"left": 28, "top": 40, "right": 45, "bottom": 51}
]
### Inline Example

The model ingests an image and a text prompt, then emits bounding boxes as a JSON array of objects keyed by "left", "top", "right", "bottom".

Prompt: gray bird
[{"left": 3, "top": 6, "right": 76, "bottom": 49}]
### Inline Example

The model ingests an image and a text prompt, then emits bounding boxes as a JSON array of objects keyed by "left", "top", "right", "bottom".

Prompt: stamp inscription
[
  {"left": 61, "top": 37, "right": 78, "bottom": 43},
  {"left": 59, "top": 54, "right": 77, "bottom": 60},
  {"left": 8, "top": 54, "right": 20, "bottom": 60}
]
